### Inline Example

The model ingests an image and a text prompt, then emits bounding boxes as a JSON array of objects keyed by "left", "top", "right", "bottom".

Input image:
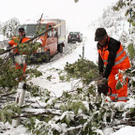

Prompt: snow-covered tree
[{"left": 2, "top": 17, "right": 20, "bottom": 38}]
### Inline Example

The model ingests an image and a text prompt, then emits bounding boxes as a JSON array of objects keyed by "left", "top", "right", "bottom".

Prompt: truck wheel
[
  {"left": 59, "top": 45, "right": 63, "bottom": 53},
  {"left": 45, "top": 51, "right": 50, "bottom": 63}
]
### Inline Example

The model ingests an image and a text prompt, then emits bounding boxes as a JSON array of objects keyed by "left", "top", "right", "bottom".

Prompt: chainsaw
[{"left": 97, "top": 84, "right": 112, "bottom": 96}]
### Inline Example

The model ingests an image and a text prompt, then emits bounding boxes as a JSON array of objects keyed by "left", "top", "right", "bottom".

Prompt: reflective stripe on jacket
[
  {"left": 109, "top": 93, "right": 128, "bottom": 102},
  {"left": 98, "top": 37, "right": 130, "bottom": 70}
]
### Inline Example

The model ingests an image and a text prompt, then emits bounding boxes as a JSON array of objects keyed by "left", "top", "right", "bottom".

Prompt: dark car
[{"left": 68, "top": 32, "right": 83, "bottom": 43}]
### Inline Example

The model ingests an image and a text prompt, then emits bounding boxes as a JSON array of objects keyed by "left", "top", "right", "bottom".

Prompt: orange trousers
[
  {"left": 108, "top": 69, "right": 128, "bottom": 102},
  {"left": 15, "top": 63, "right": 26, "bottom": 81}
]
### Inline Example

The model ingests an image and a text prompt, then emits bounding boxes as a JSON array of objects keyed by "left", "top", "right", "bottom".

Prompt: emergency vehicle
[{"left": 16, "top": 19, "right": 66, "bottom": 62}]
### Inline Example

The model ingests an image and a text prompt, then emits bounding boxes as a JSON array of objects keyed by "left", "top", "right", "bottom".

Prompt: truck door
[
  {"left": 52, "top": 26, "right": 58, "bottom": 54},
  {"left": 47, "top": 24, "right": 57, "bottom": 56}
]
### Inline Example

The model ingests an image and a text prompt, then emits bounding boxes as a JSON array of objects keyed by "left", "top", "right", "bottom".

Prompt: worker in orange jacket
[
  {"left": 95, "top": 28, "right": 131, "bottom": 102},
  {"left": 8, "top": 28, "right": 30, "bottom": 78}
]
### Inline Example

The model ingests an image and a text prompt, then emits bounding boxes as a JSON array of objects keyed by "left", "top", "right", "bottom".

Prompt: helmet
[
  {"left": 95, "top": 28, "right": 107, "bottom": 41},
  {"left": 18, "top": 28, "right": 25, "bottom": 32}
]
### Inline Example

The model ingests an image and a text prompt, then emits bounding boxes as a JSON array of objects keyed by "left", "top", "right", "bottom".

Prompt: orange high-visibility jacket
[
  {"left": 8, "top": 36, "right": 30, "bottom": 54},
  {"left": 97, "top": 37, "right": 131, "bottom": 79},
  {"left": 97, "top": 37, "right": 131, "bottom": 102},
  {"left": 9, "top": 36, "right": 30, "bottom": 75}
]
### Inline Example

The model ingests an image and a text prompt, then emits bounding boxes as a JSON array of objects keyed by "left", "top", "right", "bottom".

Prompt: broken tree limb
[
  {"left": 12, "top": 109, "right": 62, "bottom": 118},
  {"left": 0, "top": 91, "right": 16, "bottom": 97}
]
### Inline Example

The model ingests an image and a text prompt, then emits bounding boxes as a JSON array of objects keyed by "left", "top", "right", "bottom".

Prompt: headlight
[{"left": 37, "top": 47, "right": 41, "bottom": 53}]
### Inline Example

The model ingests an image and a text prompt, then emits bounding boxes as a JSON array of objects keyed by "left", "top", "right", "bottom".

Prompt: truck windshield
[{"left": 16, "top": 24, "right": 47, "bottom": 37}]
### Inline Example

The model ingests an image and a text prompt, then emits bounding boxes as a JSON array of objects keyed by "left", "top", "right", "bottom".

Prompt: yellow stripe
[{"left": 59, "top": 37, "right": 66, "bottom": 41}]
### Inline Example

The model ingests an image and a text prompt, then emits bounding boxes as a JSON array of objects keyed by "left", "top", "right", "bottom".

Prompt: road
[{"left": 30, "top": 41, "right": 83, "bottom": 97}]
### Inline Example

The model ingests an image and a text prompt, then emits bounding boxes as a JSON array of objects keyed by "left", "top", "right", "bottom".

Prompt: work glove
[
  {"left": 97, "top": 77, "right": 108, "bottom": 86},
  {"left": 98, "top": 72, "right": 104, "bottom": 80},
  {"left": 97, "top": 77, "right": 108, "bottom": 95}
]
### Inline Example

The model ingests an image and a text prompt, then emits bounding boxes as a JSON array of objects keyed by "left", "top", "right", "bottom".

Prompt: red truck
[{"left": 16, "top": 19, "right": 66, "bottom": 62}]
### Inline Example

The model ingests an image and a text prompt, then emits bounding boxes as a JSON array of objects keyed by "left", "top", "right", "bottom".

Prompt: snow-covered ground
[
  {"left": 29, "top": 30, "right": 135, "bottom": 135},
  {"left": 1, "top": 28, "right": 135, "bottom": 135},
  {"left": 1, "top": 0, "right": 135, "bottom": 135},
  {"left": 2, "top": 23, "right": 135, "bottom": 135},
  {"left": 30, "top": 31, "right": 97, "bottom": 97}
]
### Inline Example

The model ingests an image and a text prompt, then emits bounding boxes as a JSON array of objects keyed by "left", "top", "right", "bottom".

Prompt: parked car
[{"left": 68, "top": 32, "right": 83, "bottom": 43}]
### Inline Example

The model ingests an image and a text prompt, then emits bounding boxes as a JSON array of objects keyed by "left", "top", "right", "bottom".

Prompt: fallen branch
[
  {"left": 12, "top": 109, "right": 62, "bottom": 118},
  {"left": 0, "top": 91, "right": 16, "bottom": 97},
  {"left": 0, "top": 53, "right": 14, "bottom": 66},
  {"left": 66, "top": 125, "right": 83, "bottom": 133}
]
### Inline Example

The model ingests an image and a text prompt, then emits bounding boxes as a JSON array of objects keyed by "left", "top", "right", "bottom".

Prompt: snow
[
  {"left": 0, "top": 123, "right": 30, "bottom": 135},
  {"left": 0, "top": 0, "right": 118, "bottom": 32},
  {"left": 30, "top": 37, "right": 97, "bottom": 98},
  {"left": 111, "top": 126, "right": 135, "bottom": 135},
  {"left": 0, "top": 35, "right": 4, "bottom": 41},
  {"left": 1, "top": 0, "right": 135, "bottom": 135}
]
